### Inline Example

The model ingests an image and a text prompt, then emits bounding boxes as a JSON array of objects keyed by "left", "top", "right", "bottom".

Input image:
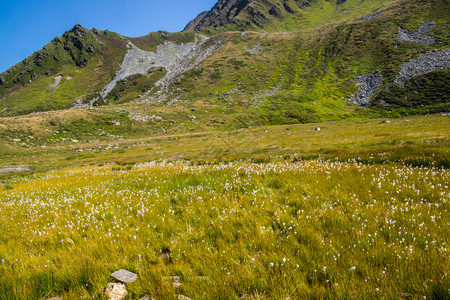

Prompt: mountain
[
  {"left": 184, "top": 0, "right": 399, "bottom": 33},
  {"left": 0, "top": 0, "right": 448, "bottom": 124}
]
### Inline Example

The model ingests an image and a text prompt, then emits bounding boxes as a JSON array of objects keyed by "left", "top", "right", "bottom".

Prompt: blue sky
[{"left": 0, "top": 0, "right": 217, "bottom": 72}]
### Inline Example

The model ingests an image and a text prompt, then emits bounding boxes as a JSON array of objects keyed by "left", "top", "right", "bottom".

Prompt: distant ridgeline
[{"left": 0, "top": 0, "right": 448, "bottom": 121}]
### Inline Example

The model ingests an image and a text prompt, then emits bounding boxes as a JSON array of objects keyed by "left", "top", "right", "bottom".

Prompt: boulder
[
  {"left": 111, "top": 269, "right": 138, "bottom": 283},
  {"left": 104, "top": 283, "right": 128, "bottom": 300}
]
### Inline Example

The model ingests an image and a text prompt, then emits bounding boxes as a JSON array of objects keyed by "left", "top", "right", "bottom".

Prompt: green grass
[
  {"left": 0, "top": 113, "right": 448, "bottom": 299},
  {"left": 0, "top": 112, "right": 448, "bottom": 173},
  {"left": 0, "top": 157, "right": 448, "bottom": 299},
  {"left": 0, "top": 1, "right": 448, "bottom": 296}
]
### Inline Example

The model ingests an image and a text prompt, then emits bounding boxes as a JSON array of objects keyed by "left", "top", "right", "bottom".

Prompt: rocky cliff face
[
  {"left": 183, "top": 0, "right": 373, "bottom": 33},
  {"left": 184, "top": 0, "right": 254, "bottom": 31},
  {"left": 184, "top": 0, "right": 320, "bottom": 32}
]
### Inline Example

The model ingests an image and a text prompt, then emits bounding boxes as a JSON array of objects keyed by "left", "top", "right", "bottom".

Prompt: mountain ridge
[{"left": 183, "top": 0, "right": 399, "bottom": 33}]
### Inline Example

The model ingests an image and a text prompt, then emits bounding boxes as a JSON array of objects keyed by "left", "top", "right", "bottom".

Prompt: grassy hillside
[
  {"left": 0, "top": 29, "right": 197, "bottom": 116},
  {"left": 0, "top": 0, "right": 448, "bottom": 121},
  {"left": 0, "top": 26, "right": 128, "bottom": 115},
  {"left": 168, "top": 0, "right": 450, "bottom": 123}
]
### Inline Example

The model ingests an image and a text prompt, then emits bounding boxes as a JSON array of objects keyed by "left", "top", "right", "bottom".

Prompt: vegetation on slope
[
  {"left": 0, "top": 0, "right": 448, "bottom": 120},
  {"left": 0, "top": 29, "right": 197, "bottom": 116},
  {"left": 167, "top": 0, "right": 450, "bottom": 123}
]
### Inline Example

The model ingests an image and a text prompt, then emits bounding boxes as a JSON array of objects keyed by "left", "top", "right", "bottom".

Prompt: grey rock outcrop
[
  {"left": 153, "top": 37, "right": 225, "bottom": 95},
  {"left": 395, "top": 49, "right": 450, "bottom": 86},
  {"left": 101, "top": 43, "right": 168, "bottom": 97},
  {"left": 101, "top": 38, "right": 202, "bottom": 98},
  {"left": 396, "top": 22, "right": 435, "bottom": 46},
  {"left": 351, "top": 72, "right": 383, "bottom": 107},
  {"left": 51, "top": 75, "right": 63, "bottom": 89},
  {"left": 356, "top": 10, "right": 384, "bottom": 21},
  {"left": 70, "top": 24, "right": 88, "bottom": 37},
  {"left": 245, "top": 43, "right": 264, "bottom": 55}
]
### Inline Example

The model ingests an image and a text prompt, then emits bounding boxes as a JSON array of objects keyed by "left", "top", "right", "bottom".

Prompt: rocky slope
[{"left": 184, "top": 0, "right": 398, "bottom": 33}]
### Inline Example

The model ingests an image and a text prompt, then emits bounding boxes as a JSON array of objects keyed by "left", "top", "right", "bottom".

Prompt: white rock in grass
[
  {"left": 111, "top": 269, "right": 138, "bottom": 283},
  {"left": 164, "top": 276, "right": 181, "bottom": 288},
  {"left": 139, "top": 296, "right": 155, "bottom": 300},
  {"left": 177, "top": 295, "right": 193, "bottom": 300},
  {"left": 105, "top": 283, "right": 128, "bottom": 300},
  {"left": 194, "top": 276, "right": 210, "bottom": 281}
]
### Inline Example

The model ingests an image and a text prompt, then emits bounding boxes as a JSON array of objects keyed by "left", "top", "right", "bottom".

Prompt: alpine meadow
[{"left": 0, "top": 0, "right": 448, "bottom": 299}]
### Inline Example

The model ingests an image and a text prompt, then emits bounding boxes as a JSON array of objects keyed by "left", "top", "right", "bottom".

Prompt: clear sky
[{"left": 0, "top": 0, "right": 217, "bottom": 73}]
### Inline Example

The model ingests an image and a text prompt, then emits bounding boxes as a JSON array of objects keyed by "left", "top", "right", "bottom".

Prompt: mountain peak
[
  {"left": 184, "top": 0, "right": 252, "bottom": 32},
  {"left": 66, "top": 24, "right": 89, "bottom": 37},
  {"left": 183, "top": 0, "right": 395, "bottom": 33}
]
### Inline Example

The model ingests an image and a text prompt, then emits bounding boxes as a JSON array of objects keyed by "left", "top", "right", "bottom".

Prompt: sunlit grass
[{"left": 0, "top": 159, "right": 448, "bottom": 299}]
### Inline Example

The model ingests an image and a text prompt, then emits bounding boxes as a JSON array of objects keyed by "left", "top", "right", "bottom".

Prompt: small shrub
[{"left": 3, "top": 185, "right": 13, "bottom": 190}]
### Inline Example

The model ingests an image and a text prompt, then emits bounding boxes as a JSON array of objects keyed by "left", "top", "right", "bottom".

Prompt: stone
[
  {"left": 315, "top": 127, "right": 321, "bottom": 131},
  {"left": 380, "top": 120, "right": 391, "bottom": 124},
  {"left": 245, "top": 43, "right": 264, "bottom": 55},
  {"left": 164, "top": 276, "right": 181, "bottom": 288},
  {"left": 176, "top": 295, "right": 192, "bottom": 300},
  {"left": 139, "top": 296, "right": 154, "bottom": 300},
  {"left": 104, "top": 283, "right": 128, "bottom": 300},
  {"left": 0, "top": 166, "right": 31, "bottom": 174},
  {"left": 0, "top": 77, "right": 5, "bottom": 85},
  {"left": 47, "top": 297, "right": 62, "bottom": 300},
  {"left": 111, "top": 269, "right": 138, "bottom": 283},
  {"left": 194, "top": 276, "right": 210, "bottom": 281}
]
